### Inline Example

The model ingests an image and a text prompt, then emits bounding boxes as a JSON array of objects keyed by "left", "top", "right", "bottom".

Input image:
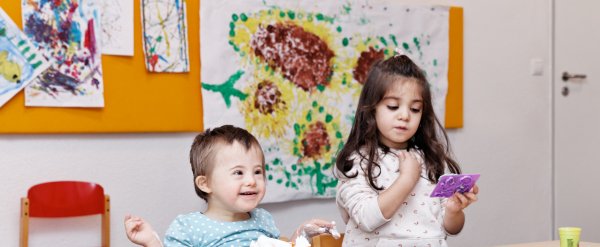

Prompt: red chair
[{"left": 20, "top": 181, "right": 110, "bottom": 247}]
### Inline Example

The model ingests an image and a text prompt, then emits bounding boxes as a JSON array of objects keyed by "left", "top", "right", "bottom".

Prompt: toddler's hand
[
  {"left": 124, "top": 215, "right": 162, "bottom": 247},
  {"left": 397, "top": 150, "right": 420, "bottom": 184},
  {"left": 292, "top": 219, "right": 340, "bottom": 243},
  {"left": 445, "top": 184, "right": 479, "bottom": 214}
]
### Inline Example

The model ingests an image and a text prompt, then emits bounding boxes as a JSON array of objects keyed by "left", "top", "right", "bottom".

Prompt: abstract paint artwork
[
  {"left": 141, "top": 0, "right": 189, "bottom": 72},
  {"left": 0, "top": 7, "right": 49, "bottom": 108},
  {"left": 201, "top": 0, "right": 449, "bottom": 202},
  {"left": 21, "top": 0, "right": 104, "bottom": 107},
  {"left": 101, "top": 0, "right": 134, "bottom": 56}
]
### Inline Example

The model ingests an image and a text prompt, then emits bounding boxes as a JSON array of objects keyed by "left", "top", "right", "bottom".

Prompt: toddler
[{"left": 125, "top": 125, "right": 335, "bottom": 247}]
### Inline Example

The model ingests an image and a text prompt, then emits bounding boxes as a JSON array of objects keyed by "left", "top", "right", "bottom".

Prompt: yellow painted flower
[
  {"left": 239, "top": 64, "right": 305, "bottom": 139},
  {"left": 290, "top": 98, "right": 344, "bottom": 164},
  {"left": 283, "top": 98, "right": 344, "bottom": 195},
  {"left": 229, "top": 8, "right": 353, "bottom": 95}
]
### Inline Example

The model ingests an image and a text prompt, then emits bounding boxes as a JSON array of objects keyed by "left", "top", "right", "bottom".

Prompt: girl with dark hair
[{"left": 335, "top": 54, "right": 479, "bottom": 246}]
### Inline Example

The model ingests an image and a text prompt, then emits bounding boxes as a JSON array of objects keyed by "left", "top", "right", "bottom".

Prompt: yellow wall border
[
  {"left": 0, "top": 1, "right": 203, "bottom": 133},
  {"left": 0, "top": 3, "right": 461, "bottom": 133},
  {"left": 446, "top": 6, "right": 464, "bottom": 128}
]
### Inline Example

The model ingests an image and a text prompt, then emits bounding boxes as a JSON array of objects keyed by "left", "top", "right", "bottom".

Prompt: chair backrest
[
  {"left": 27, "top": 181, "right": 106, "bottom": 217},
  {"left": 20, "top": 181, "right": 110, "bottom": 247},
  {"left": 311, "top": 233, "right": 344, "bottom": 247}
]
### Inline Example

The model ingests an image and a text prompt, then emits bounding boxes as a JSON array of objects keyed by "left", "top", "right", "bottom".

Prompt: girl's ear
[{"left": 195, "top": 176, "right": 211, "bottom": 194}]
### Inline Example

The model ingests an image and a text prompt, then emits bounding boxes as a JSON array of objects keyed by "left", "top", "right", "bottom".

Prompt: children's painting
[
  {"left": 141, "top": 0, "right": 189, "bottom": 72},
  {"left": 201, "top": 0, "right": 450, "bottom": 202},
  {"left": 101, "top": 0, "right": 134, "bottom": 56},
  {"left": 0, "top": 7, "right": 49, "bottom": 108},
  {"left": 21, "top": 0, "right": 104, "bottom": 107}
]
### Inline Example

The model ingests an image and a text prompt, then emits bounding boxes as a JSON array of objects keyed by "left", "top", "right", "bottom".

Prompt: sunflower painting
[{"left": 201, "top": 0, "right": 450, "bottom": 202}]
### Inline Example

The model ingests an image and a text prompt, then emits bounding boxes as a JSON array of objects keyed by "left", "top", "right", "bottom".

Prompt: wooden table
[{"left": 496, "top": 241, "right": 600, "bottom": 247}]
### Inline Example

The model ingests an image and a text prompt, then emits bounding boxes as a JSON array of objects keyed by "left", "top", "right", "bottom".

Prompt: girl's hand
[
  {"left": 396, "top": 150, "right": 421, "bottom": 184},
  {"left": 445, "top": 184, "right": 479, "bottom": 214},
  {"left": 124, "top": 215, "right": 162, "bottom": 247}
]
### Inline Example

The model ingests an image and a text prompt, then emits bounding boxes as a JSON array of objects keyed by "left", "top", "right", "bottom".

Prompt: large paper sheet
[
  {"left": 141, "top": 0, "right": 189, "bottom": 72},
  {"left": 0, "top": 7, "right": 50, "bottom": 108},
  {"left": 22, "top": 0, "right": 104, "bottom": 107},
  {"left": 101, "top": 0, "right": 134, "bottom": 56},
  {"left": 201, "top": 1, "right": 449, "bottom": 202}
]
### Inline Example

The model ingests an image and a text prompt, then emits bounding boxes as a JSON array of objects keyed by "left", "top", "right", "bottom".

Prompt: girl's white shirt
[{"left": 336, "top": 148, "right": 450, "bottom": 247}]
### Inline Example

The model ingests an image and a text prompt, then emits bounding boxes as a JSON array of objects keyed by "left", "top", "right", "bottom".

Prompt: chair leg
[
  {"left": 102, "top": 195, "right": 110, "bottom": 247},
  {"left": 20, "top": 198, "right": 29, "bottom": 247}
]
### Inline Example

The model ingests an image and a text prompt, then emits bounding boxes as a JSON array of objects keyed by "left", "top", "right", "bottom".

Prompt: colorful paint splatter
[
  {"left": 21, "top": 0, "right": 104, "bottom": 107},
  {"left": 0, "top": 7, "right": 50, "bottom": 107},
  {"left": 141, "top": 0, "right": 189, "bottom": 72},
  {"left": 201, "top": 0, "right": 449, "bottom": 202}
]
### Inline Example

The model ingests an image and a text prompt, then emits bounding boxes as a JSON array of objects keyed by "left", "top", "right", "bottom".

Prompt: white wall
[
  {"left": 445, "top": 0, "right": 553, "bottom": 245},
  {"left": 0, "top": 0, "right": 552, "bottom": 246}
]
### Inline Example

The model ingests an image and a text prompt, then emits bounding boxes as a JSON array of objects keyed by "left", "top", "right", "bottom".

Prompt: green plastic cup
[{"left": 558, "top": 227, "right": 581, "bottom": 247}]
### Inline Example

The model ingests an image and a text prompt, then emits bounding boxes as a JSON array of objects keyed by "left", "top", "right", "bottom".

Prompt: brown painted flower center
[
  {"left": 302, "top": 121, "right": 330, "bottom": 159},
  {"left": 254, "top": 80, "right": 285, "bottom": 114},
  {"left": 251, "top": 23, "right": 334, "bottom": 92},
  {"left": 353, "top": 47, "right": 384, "bottom": 85}
]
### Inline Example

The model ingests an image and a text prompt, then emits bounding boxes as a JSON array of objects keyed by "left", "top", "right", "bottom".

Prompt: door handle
[{"left": 562, "top": 72, "right": 587, "bottom": 82}]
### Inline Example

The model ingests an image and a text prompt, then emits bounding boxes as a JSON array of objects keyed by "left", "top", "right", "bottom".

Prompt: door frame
[{"left": 550, "top": 0, "right": 556, "bottom": 240}]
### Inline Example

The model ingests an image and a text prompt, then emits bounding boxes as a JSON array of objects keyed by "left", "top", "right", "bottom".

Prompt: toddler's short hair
[{"left": 189, "top": 125, "right": 264, "bottom": 201}]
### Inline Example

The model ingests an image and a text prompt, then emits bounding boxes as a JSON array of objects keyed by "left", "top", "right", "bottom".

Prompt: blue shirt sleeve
[
  {"left": 164, "top": 215, "right": 194, "bottom": 247},
  {"left": 254, "top": 208, "right": 281, "bottom": 239}
]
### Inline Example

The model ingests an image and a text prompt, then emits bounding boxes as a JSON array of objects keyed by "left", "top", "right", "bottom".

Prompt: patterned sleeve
[
  {"left": 164, "top": 215, "right": 194, "bottom": 247},
  {"left": 336, "top": 155, "right": 390, "bottom": 232},
  {"left": 255, "top": 208, "right": 281, "bottom": 239}
]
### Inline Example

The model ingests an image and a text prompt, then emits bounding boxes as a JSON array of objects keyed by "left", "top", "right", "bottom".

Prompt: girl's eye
[
  {"left": 387, "top": 105, "right": 399, "bottom": 110},
  {"left": 233, "top": 170, "right": 243, "bottom": 176},
  {"left": 410, "top": 108, "right": 422, "bottom": 113},
  {"left": 254, "top": 169, "right": 263, "bottom": 175}
]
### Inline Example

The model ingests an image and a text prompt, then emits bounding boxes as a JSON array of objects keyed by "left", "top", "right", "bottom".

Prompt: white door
[{"left": 554, "top": 0, "right": 600, "bottom": 241}]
